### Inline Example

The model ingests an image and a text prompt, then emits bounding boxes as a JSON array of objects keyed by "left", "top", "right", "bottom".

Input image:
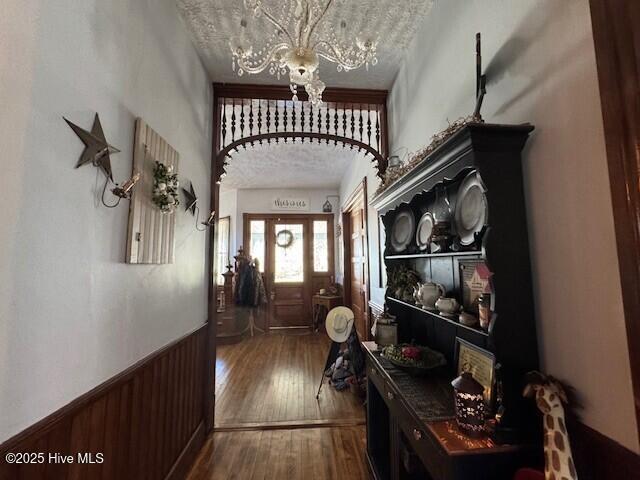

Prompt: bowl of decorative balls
[{"left": 381, "top": 343, "right": 447, "bottom": 375}]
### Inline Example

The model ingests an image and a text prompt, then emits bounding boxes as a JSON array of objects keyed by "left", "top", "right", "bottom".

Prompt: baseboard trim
[
  {"left": 165, "top": 421, "right": 205, "bottom": 480},
  {"left": 568, "top": 417, "right": 640, "bottom": 479},
  {"left": 214, "top": 418, "right": 365, "bottom": 432}
]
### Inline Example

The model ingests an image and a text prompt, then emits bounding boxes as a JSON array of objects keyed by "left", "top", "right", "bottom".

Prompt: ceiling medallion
[{"left": 230, "top": 0, "right": 378, "bottom": 105}]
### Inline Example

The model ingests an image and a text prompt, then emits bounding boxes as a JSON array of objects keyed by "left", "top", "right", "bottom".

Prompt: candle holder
[{"left": 452, "top": 372, "right": 486, "bottom": 437}]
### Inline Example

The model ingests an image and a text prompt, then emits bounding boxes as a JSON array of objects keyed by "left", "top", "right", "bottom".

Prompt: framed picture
[
  {"left": 459, "top": 259, "right": 492, "bottom": 312},
  {"left": 455, "top": 338, "right": 495, "bottom": 406}
]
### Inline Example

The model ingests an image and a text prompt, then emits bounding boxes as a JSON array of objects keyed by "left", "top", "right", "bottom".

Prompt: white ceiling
[
  {"left": 220, "top": 141, "right": 362, "bottom": 189},
  {"left": 177, "top": 0, "right": 433, "bottom": 89}
]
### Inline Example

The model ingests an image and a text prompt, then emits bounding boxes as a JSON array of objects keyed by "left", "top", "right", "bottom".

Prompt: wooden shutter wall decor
[{"left": 126, "top": 118, "right": 179, "bottom": 264}]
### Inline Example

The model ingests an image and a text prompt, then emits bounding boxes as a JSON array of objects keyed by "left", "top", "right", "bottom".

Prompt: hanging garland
[
  {"left": 152, "top": 161, "right": 180, "bottom": 214},
  {"left": 376, "top": 115, "right": 483, "bottom": 196},
  {"left": 276, "top": 229, "right": 294, "bottom": 248}
]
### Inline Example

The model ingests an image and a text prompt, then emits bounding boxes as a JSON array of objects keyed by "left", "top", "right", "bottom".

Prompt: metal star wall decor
[
  {"left": 64, "top": 113, "right": 120, "bottom": 181},
  {"left": 182, "top": 182, "right": 198, "bottom": 216}
]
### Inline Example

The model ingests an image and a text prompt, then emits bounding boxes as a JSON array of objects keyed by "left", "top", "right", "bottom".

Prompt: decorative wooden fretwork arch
[{"left": 211, "top": 83, "right": 389, "bottom": 183}]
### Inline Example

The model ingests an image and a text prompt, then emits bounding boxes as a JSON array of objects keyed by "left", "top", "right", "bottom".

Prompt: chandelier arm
[
  {"left": 305, "top": 0, "right": 334, "bottom": 46},
  {"left": 237, "top": 43, "right": 290, "bottom": 74},
  {"left": 258, "top": 7, "right": 296, "bottom": 46},
  {"left": 315, "top": 41, "right": 369, "bottom": 69}
]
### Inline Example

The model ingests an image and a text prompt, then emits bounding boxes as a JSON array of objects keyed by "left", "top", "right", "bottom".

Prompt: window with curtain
[{"left": 217, "top": 216, "right": 230, "bottom": 284}]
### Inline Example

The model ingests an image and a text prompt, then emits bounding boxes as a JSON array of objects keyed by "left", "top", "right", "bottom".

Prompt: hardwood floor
[
  {"left": 214, "top": 332, "right": 365, "bottom": 428},
  {"left": 186, "top": 426, "right": 369, "bottom": 480},
  {"left": 187, "top": 332, "right": 369, "bottom": 479}
]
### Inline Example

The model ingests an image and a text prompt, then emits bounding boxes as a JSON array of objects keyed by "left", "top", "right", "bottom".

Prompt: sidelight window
[
  {"left": 313, "top": 220, "right": 329, "bottom": 272},
  {"left": 249, "top": 220, "right": 265, "bottom": 272}
]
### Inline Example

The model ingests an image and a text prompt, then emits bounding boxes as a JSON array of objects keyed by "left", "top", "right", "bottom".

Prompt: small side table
[{"left": 312, "top": 294, "right": 343, "bottom": 332}]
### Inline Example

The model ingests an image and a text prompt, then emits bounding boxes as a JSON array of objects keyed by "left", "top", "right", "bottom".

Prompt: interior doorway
[
  {"left": 342, "top": 179, "right": 370, "bottom": 341},
  {"left": 243, "top": 213, "right": 335, "bottom": 331}
]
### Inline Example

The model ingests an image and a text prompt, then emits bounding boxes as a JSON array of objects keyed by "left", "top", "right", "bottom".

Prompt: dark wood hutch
[{"left": 367, "top": 123, "right": 541, "bottom": 479}]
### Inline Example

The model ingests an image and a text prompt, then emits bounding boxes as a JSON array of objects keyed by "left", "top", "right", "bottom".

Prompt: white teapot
[
  {"left": 414, "top": 282, "right": 446, "bottom": 311},
  {"left": 435, "top": 297, "right": 460, "bottom": 316}
]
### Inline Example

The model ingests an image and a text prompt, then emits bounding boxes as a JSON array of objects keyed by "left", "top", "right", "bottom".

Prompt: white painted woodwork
[{"left": 126, "top": 118, "right": 179, "bottom": 264}]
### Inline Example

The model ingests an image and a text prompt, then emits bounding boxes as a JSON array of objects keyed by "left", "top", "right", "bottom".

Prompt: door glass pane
[
  {"left": 313, "top": 220, "right": 329, "bottom": 272},
  {"left": 249, "top": 220, "right": 265, "bottom": 272},
  {"left": 274, "top": 224, "right": 304, "bottom": 282}
]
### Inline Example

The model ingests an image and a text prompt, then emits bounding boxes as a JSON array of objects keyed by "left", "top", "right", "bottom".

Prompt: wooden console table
[
  {"left": 363, "top": 342, "right": 538, "bottom": 480},
  {"left": 312, "top": 294, "right": 342, "bottom": 332}
]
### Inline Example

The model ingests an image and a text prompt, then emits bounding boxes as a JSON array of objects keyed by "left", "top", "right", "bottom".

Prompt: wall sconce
[
  {"left": 112, "top": 172, "right": 141, "bottom": 199},
  {"left": 201, "top": 210, "right": 216, "bottom": 228},
  {"left": 181, "top": 181, "right": 214, "bottom": 231},
  {"left": 451, "top": 372, "right": 486, "bottom": 437},
  {"left": 322, "top": 195, "right": 341, "bottom": 213}
]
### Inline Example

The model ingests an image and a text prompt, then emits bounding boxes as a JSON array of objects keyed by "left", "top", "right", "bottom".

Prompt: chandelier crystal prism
[{"left": 230, "top": 0, "right": 378, "bottom": 106}]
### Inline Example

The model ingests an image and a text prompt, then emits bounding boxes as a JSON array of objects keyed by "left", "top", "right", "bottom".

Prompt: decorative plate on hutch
[
  {"left": 454, "top": 171, "right": 488, "bottom": 246},
  {"left": 390, "top": 209, "right": 415, "bottom": 252},
  {"left": 415, "top": 212, "right": 434, "bottom": 251}
]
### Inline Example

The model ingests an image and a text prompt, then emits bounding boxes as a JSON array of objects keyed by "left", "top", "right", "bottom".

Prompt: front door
[
  {"left": 270, "top": 220, "right": 309, "bottom": 328},
  {"left": 244, "top": 214, "right": 335, "bottom": 330}
]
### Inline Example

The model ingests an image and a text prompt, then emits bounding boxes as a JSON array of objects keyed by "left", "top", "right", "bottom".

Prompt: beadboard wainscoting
[{"left": 0, "top": 325, "right": 207, "bottom": 480}]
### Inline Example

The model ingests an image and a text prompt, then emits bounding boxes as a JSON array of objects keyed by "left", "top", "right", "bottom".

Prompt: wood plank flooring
[
  {"left": 214, "top": 332, "right": 365, "bottom": 427},
  {"left": 186, "top": 426, "right": 369, "bottom": 480},
  {"left": 187, "top": 332, "right": 369, "bottom": 479}
]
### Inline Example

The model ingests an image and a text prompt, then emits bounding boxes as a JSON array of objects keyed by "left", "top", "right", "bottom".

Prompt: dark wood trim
[
  {"left": 381, "top": 99, "right": 389, "bottom": 159},
  {"left": 216, "top": 132, "right": 386, "bottom": 182},
  {"left": 164, "top": 421, "right": 205, "bottom": 480},
  {"left": 214, "top": 418, "right": 365, "bottom": 433},
  {"left": 568, "top": 416, "right": 640, "bottom": 480},
  {"left": 204, "top": 85, "right": 223, "bottom": 434},
  {"left": 342, "top": 178, "right": 371, "bottom": 340},
  {"left": 212, "top": 82, "right": 388, "bottom": 105},
  {"left": 589, "top": 0, "right": 640, "bottom": 441},
  {"left": 0, "top": 325, "right": 207, "bottom": 480}
]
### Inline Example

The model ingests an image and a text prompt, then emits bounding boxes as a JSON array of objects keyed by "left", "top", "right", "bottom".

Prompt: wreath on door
[{"left": 275, "top": 229, "right": 294, "bottom": 248}]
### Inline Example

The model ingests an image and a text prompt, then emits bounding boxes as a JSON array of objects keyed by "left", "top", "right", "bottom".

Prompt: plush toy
[{"left": 524, "top": 372, "right": 578, "bottom": 480}]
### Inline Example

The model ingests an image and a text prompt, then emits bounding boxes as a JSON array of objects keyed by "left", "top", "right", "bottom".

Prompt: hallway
[
  {"left": 189, "top": 332, "right": 367, "bottom": 478},
  {"left": 214, "top": 333, "right": 365, "bottom": 428},
  {"left": 2, "top": 1, "right": 640, "bottom": 479}
]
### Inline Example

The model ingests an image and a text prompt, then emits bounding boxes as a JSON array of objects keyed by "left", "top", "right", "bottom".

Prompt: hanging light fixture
[{"left": 230, "top": 0, "right": 378, "bottom": 106}]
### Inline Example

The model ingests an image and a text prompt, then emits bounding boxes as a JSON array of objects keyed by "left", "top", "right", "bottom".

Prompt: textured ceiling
[
  {"left": 220, "top": 141, "right": 362, "bottom": 189},
  {"left": 177, "top": 0, "right": 433, "bottom": 88}
]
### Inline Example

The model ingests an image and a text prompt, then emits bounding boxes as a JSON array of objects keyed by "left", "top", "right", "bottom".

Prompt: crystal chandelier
[{"left": 230, "top": 0, "right": 378, "bottom": 106}]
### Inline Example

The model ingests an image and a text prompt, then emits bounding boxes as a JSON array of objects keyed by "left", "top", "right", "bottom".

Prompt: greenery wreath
[
  {"left": 152, "top": 161, "right": 180, "bottom": 214},
  {"left": 275, "top": 229, "right": 294, "bottom": 248}
]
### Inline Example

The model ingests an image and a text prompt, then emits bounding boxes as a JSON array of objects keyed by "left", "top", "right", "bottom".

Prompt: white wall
[
  {"left": 386, "top": 0, "right": 638, "bottom": 452},
  {"left": 0, "top": 0, "right": 212, "bottom": 442}
]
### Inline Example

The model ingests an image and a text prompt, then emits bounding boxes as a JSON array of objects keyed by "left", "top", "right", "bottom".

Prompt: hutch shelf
[{"left": 368, "top": 123, "right": 541, "bottom": 480}]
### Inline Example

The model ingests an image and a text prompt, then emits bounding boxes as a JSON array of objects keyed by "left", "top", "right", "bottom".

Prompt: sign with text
[{"left": 271, "top": 196, "right": 310, "bottom": 211}]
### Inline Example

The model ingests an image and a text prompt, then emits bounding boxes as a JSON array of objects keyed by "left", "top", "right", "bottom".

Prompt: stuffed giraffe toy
[{"left": 523, "top": 372, "right": 578, "bottom": 480}]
